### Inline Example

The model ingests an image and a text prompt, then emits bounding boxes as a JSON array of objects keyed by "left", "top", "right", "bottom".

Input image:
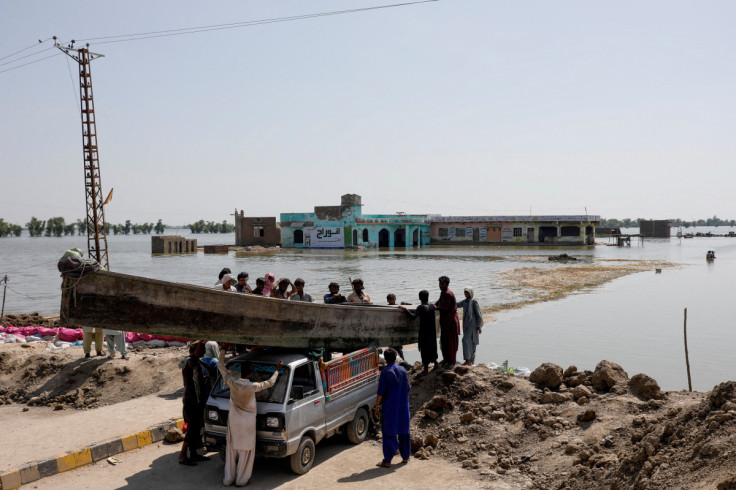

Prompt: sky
[{"left": 1, "top": 0, "right": 735, "bottom": 226}]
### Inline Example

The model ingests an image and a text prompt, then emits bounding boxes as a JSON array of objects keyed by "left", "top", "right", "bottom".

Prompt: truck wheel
[
  {"left": 289, "top": 436, "right": 316, "bottom": 475},
  {"left": 346, "top": 408, "right": 369, "bottom": 444}
]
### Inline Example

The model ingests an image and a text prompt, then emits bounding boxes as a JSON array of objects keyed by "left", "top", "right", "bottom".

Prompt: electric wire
[
  {"left": 0, "top": 52, "right": 62, "bottom": 75},
  {"left": 75, "top": 0, "right": 438, "bottom": 45},
  {"left": 0, "top": 46, "right": 55, "bottom": 68},
  {"left": 0, "top": 37, "right": 53, "bottom": 62}
]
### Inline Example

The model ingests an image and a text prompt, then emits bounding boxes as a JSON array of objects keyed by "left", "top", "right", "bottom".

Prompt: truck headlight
[
  {"left": 208, "top": 410, "right": 219, "bottom": 421},
  {"left": 266, "top": 416, "right": 280, "bottom": 428}
]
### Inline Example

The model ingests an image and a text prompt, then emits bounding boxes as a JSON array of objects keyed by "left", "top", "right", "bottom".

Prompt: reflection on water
[{"left": 1, "top": 227, "right": 735, "bottom": 391}]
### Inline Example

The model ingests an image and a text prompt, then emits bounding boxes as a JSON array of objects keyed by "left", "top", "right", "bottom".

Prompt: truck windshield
[{"left": 211, "top": 362, "right": 290, "bottom": 404}]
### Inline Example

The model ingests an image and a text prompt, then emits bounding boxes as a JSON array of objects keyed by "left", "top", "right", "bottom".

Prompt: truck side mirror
[{"left": 291, "top": 385, "right": 304, "bottom": 401}]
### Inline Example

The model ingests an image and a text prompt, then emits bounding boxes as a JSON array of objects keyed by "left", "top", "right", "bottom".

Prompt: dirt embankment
[{"left": 404, "top": 361, "right": 736, "bottom": 489}]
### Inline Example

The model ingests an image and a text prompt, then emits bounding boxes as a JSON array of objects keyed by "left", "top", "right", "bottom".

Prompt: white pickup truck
[{"left": 203, "top": 347, "right": 379, "bottom": 474}]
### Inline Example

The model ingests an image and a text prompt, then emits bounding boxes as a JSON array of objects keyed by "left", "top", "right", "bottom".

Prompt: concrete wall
[
  {"left": 640, "top": 220, "right": 671, "bottom": 238},
  {"left": 151, "top": 236, "right": 197, "bottom": 254}
]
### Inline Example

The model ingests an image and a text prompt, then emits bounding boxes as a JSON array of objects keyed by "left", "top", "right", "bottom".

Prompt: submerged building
[
  {"left": 280, "top": 194, "right": 430, "bottom": 248},
  {"left": 429, "top": 215, "right": 600, "bottom": 245},
  {"left": 639, "top": 219, "right": 671, "bottom": 238},
  {"left": 234, "top": 210, "right": 281, "bottom": 247},
  {"left": 279, "top": 195, "right": 599, "bottom": 248}
]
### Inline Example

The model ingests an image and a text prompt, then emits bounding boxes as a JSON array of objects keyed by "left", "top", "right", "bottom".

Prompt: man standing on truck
[
  {"left": 374, "top": 348, "right": 411, "bottom": 468},
  {"left": 218, "top": 344, "right": 284, "bottom": 487}
]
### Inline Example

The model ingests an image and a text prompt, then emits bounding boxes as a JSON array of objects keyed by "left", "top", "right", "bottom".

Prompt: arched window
[
  {"left": 362, "top": 229, "right": 369, "bottom": 242},
  {"left": 294, "top": 229, "right": 304, "bottom": 244}
]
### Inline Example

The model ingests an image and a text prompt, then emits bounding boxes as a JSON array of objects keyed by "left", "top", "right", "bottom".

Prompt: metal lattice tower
[{"left": 55, "top": 41, "right": 109, "bottom": 270}]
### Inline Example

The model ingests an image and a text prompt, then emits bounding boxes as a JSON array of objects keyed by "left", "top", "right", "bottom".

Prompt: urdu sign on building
[{"left": 304, "top": 227, "right": 344, "bottom": 248}]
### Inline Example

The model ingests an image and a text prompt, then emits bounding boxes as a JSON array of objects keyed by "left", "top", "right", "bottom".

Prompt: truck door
[{"left": 289, "top": 362, "right": 325, "bottom": 439}]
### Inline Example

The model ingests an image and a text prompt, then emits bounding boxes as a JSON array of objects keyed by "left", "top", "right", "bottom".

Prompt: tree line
[
  {"left": 1, "top": 216, "right": 236, "bottom": 237},
  {"left": 188, "top": 220, "right": 235, "bottom": 234},
  {"left": 600, "top": 216, "right": 736, "bottom": 228},
  {"left": 0, "top": 217, "right": 167, "bottom": 237}
]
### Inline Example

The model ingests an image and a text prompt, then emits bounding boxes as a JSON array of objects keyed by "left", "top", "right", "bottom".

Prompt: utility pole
[{"left": 54, "top": 38, "right": 110, "bottom": 270}]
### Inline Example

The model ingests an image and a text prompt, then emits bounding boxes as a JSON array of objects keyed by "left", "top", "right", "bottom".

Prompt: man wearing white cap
[{"left": 215, "top": 274, "right": 237, "bottom": 292}]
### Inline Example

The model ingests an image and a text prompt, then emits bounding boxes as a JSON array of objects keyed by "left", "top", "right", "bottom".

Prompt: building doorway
[
  {"left": 413, "top": 229, "right": 419, "bottom": 246},
  {"left": 378, "top": 229, "right": 390, "bottom": 247},
  {"left": 394, "top": 228, "right": 406, "bottom": 247},
  {"left": 363, "top": 229, "right": 369, "bottom": 243},
  {"left": 352, "top": 229, "right": 358, "bottom": 247},
  {"left": 538, "top": 226, "right": 557, "bottom": 244},
  {"left": 294, "top": 229, "right": 304, "bottom": 244}
]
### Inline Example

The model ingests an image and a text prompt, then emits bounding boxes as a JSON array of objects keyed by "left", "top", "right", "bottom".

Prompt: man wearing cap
[{"left": 215, "top": 274, "right": 237, "bottom": 292}]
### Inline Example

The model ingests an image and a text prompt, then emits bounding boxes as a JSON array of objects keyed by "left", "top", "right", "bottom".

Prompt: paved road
[{"left": 30, "top": 436, "right": 485, "bottom": 489}]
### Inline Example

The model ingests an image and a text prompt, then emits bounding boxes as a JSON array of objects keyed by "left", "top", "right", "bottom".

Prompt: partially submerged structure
[
  {"left": 639, "top": 219, "right": 671, "bottom": 238},
  {"left": 429, "top": 215, "right": 600, "bottom": 245},
  {"left": 280, "top": 194, "right": 430, "bottom": 248},
  {"left": 151, "top": 235, "right": 197, "bottom": 254},
  {"left": 234, "top": 210, "right": 281, "bottom": 247}
]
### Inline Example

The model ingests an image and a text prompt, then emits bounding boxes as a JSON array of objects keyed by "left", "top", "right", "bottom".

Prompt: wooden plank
[{"left": 60, "top": 271, "right": 423, "bottom": 350}]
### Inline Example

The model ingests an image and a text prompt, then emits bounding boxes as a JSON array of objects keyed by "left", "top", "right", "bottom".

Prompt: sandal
[
  {"left": 178, "top": 458, "right": 197, "bottom": 466},
  {"left": 376, "top": 461, "right": 391, "bottom": 468}
]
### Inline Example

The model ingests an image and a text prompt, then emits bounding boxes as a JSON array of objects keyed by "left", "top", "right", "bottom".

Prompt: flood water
[{"left": 1, "top": 227, "right": 734, "bottom": 392}]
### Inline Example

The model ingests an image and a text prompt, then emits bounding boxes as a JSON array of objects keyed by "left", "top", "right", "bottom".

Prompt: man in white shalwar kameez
[{"left": 218, "top": 348, "right": 283, "bottom": 486}]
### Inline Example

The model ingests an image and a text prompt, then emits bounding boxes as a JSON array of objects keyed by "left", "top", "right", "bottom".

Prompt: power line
[
  {"left": 0, "top": 52, "right": 62, "bottom": 75},
  {"left": 0, "top": 46, "right": 55, "bottom": 68},
  {"left": 76, "top": 0, "right": 438, "bottom": 45},
  {"left": 0, "top": 37, "right": 53, "bottom": 62}
]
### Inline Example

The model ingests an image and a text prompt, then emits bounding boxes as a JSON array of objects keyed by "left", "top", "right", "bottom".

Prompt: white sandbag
[
  {"left": 167, "top": 341, "right": 186, "bottom": 347},
  {"left": 514, "top": 367, "right": 531, "bottom": 377},
  {"left": 145, "top": 339, "right": 167, "bottom": 348}
]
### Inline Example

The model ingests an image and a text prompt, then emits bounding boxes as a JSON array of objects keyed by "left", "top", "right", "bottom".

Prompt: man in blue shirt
[
  {"left": 323, "top": 282, "right": 346, "bottom": 304},
  {"left": 374, "top": 348, "right": 411, "bottom": 467}
]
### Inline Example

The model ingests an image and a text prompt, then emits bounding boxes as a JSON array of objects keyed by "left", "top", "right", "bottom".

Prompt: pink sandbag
[
  {"left": 0, "top": 326, "right": 5, "bottom": 332},
  {"left": 125, "top": 332, "right": 140, "bottom": 343},
  {"left": 58, "top": 327, "right": 80, "bottom": 342},
  {"left": 5, "top": 326, "right": 20, "bottom": 334},
  {"left": 36, "top": 327, "right": 59, "bottom": 337},
  {"left": 19, "top": 326, "right": 40, "bottom": 336},
  {"left": 137, "top": 333, "right": 154, "bottom": 342}
]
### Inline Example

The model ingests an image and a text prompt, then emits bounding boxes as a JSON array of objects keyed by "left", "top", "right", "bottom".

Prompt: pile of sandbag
[{"left": 0, "top": 325, "right": 190, "bottom": 349}]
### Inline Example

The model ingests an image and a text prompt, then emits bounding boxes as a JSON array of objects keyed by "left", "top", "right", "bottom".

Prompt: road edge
[{"left": 0, "top": 418, "right": 184, "bottom": 489}]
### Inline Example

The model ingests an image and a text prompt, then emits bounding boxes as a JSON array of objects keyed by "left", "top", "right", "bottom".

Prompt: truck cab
[{"left": 204, "top": 348, "right": 377, "bottom": 474}]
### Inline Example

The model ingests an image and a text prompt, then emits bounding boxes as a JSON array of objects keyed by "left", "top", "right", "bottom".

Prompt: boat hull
[{"left": 60, "top": 271, "right": 423, "bottom": 350}]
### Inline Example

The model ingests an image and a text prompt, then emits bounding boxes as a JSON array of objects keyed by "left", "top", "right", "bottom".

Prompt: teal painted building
[{"left": 280, "top": 194, "right": 430, "bottom": 249}]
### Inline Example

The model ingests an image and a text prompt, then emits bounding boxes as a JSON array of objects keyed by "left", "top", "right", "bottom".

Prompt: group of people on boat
[{"left": 213, "top": 268, "right": 485, "bottom": 374}]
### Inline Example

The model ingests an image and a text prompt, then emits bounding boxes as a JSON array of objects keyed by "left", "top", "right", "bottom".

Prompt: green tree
[
  {"left": 63, "top": 224, "right": 76, "bottom": 235},
  {"left": 76, "top": 218, "right": 87, "bottom": 235},
  {"left": 26, "top": 217, "right": 45, "bottom": 237},
  {"left": 45, "top": 217, "right": 65, "bottom": 237},
  {"left": 123, "top": 220, "right": 132, "bottom": 235},
  {"left": 154, "top": 219, "right": 165, "bottom": 234}
]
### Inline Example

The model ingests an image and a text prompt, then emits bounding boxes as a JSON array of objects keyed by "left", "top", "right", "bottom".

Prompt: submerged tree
[{"left": 26, "top": 217, "right": 46, "bottom": 237}]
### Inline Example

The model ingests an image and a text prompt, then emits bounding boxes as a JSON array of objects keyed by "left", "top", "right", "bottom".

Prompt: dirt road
[{"left": 29, "top": 437, "right": 488, "bottom": 489}]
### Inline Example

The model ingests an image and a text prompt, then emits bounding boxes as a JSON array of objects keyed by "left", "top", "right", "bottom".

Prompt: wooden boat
[{"left": 60, "top": 270, "right": 423, "bottom": 350}]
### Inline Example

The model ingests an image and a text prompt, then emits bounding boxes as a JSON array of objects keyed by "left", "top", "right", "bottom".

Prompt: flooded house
[
  {"left": 234, "top": 210, "right": 281, "bottom": 246},
  {"left": 280, "top": 194, "right": 431, "bottom": 248},
  {"left": 429, "top": 215, "right": 600, "bottom": 245}
]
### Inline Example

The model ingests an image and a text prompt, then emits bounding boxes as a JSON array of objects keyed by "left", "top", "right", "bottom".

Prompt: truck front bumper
[{"left": 256, "top": 439, "right": 288, "bottom": 458}]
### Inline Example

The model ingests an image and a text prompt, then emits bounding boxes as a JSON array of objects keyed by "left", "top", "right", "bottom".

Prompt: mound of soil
[
  {"left": 403, "top": 361, "right": 736, "bottom": 489},
  {"left": 1, "top": 313, "right": 61, "bottom": 328},
  {"left": 0, "top": 343, "right": 184, "bottom": 410}
]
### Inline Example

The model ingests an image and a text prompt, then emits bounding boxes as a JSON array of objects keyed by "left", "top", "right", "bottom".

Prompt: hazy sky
[{"left": 1, "top": 0, "right": 734, "bottom": 226}]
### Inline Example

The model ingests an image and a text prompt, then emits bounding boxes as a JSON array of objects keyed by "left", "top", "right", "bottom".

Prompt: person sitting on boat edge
[
  {"left": 347, "top": 278, "right": 371, "bottom": 303},
  {"left": 251, "top": 277, "right": 265, "bottom": 296},
  {"left": 214, "top": 267, "right": 231, "bottom": 287},
  {"left": 289, "top": 278, "right": 313, "bottom": 302},
  {"left": 235, "top": 272, "right": 251, "bottom": 293},
  {"left": 324, "top": 282, "right": 347, "bottom": 304},
  {"left": 215, "top": 273, "right": 237, "bottom": 292},
  {"left": 271, "top": 278, "right": 295, "bottom": 299}
]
